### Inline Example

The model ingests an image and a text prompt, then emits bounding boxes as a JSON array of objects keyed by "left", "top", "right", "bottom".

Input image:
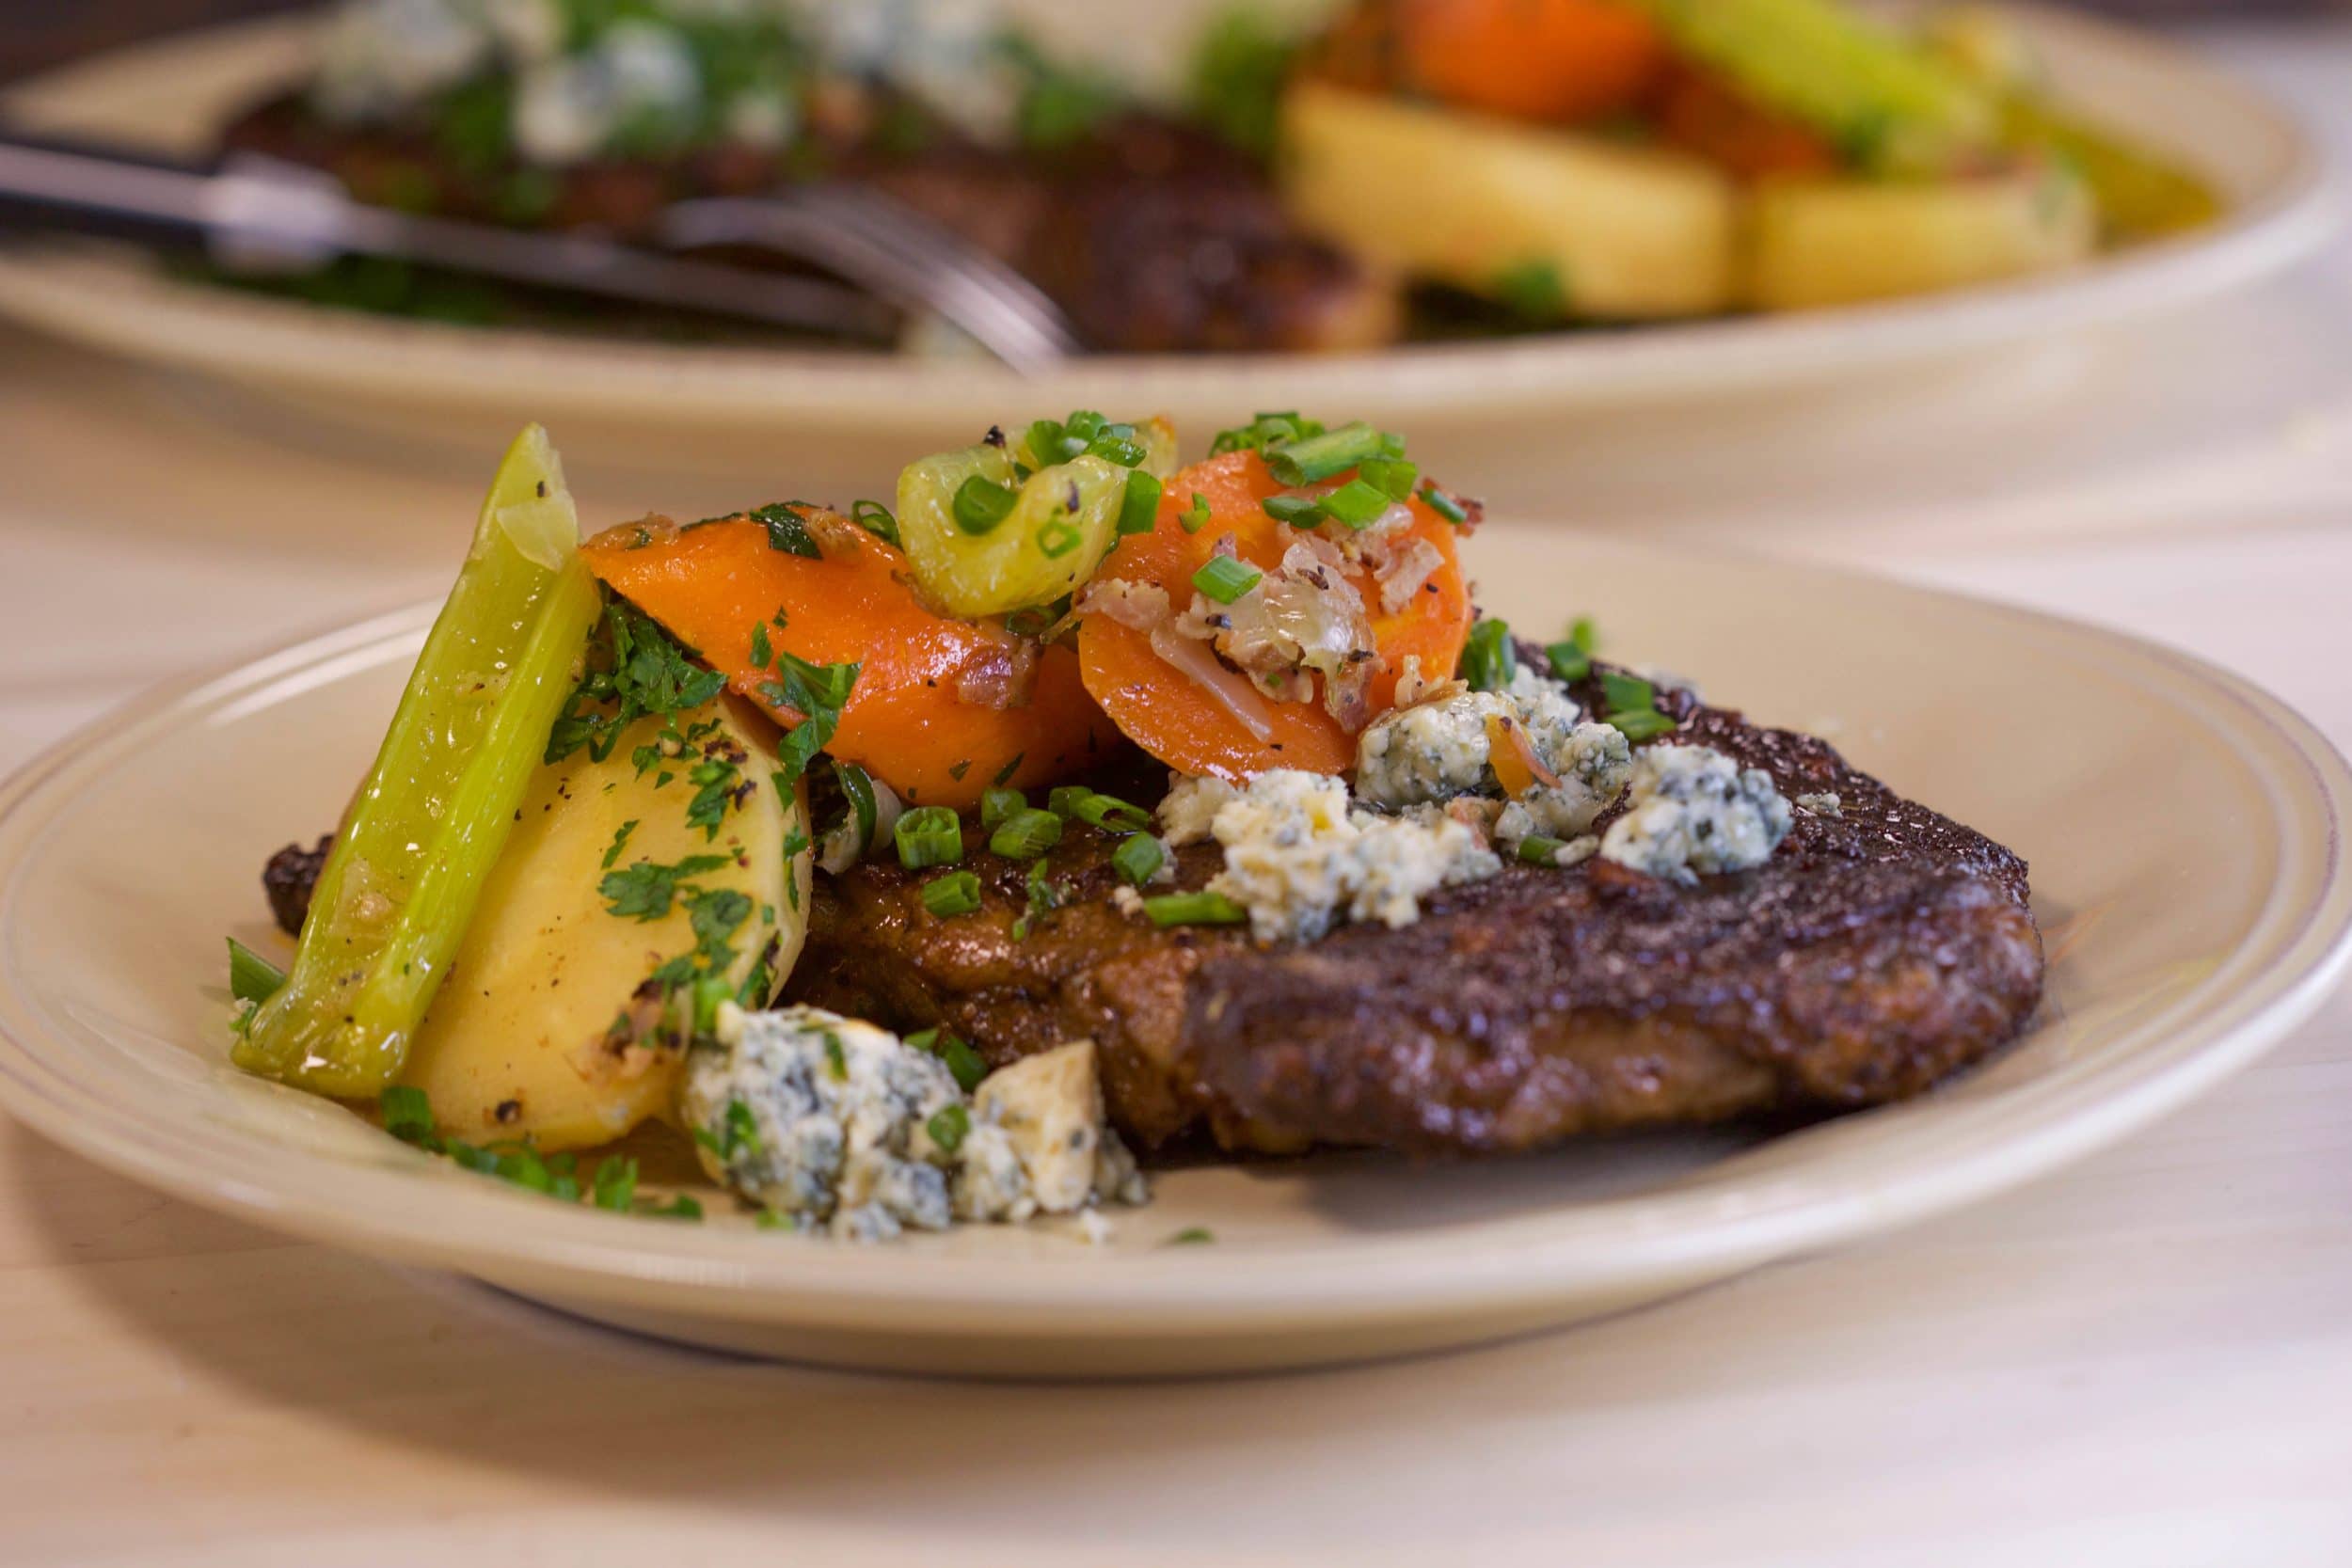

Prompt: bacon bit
[
  {"left": 952, "top": 632, "right": 1040, "bottom": 710},
  {"left": 1075, "top": 577, "right": 1172, "bottom": 631},
  {"left": 1372, "top": 536, "right": 1445, "bottom": 613},
  {"left": 1486, "top": 714, "right": 1560, "bottom": 798},
  {"left": 803, "top": 507, "right": 871, "bottom": 557}
]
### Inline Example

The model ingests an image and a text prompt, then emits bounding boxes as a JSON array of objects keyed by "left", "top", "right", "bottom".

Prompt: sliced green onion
[
  {"left": 1192, "top": 556, "right": 1263, "bottom": 604},
  {"left": 1266, "top": 420, "right": 1388, "bottom": 485},
  {"left": 835, "top": 759, "right": 878, "bottom": 852},
  {"left": 1116, "top": 470, "right": 1162, "bottom": 536},
  {"left": 1048, "top": 784, "right": 1093, "bottom": 817},
  {"left": 1025, "top": 419, "right": 1084, "bottom": 467},
  {"left": 1319, "top": 478, "right": 1393, "bottom": 529},
  {"left": 1607, "top": 710, "right": 1677, "bottom": 741},
  {"left": 1037, "top": 519, "right": 1083, "bottom": 559},
  {"left": 849, "top": 499, "right": 899, "bottom": 546},
  {"left": 1359, "top": 457, "right": 1420, "bottom": 500},
  {"left": 379, "top": 1084, "right": 435, "bottom": 1145},
  {"left": 1209, "top": 411, "right": 1322, "bottom": 456},
  {"left": 1569, "top": 615, "right": 1598, "bottom": 653},
  {"left": 1517, "top": 835, "right": 1568, "bottom": 865},
  {"left": 1180, "top": 492, "right": 1212, "bottom": 533},
  {"left": 990, "top": 807, "right": 1064, "bottom": 860},
  {"left": 921, "top": 870, "right": 982, "bottom": 917},
  {"left": 1261, "top": 495, "right": 1325, "bottom": 528},
  {"left": 978, "top": 786, "right": 1027, "bottom": 830},
  {"left": 228, "top": 937, "right": 286, "bottom": 1006},
  {"left": 895, "top": 805, "right": 964, "bottom": 869},
  {"left": 927, "top": 1102, "right": 971, "bottom": 1155},
  {"left": 1460, "top": 617, "right": 1516, "bottom": 692},
  {"left": 1601, "top": 671, "right": 1656, "bottom": 714},
  {"left": 1089, "top": 436, "right": 1146, "bottom": 467},
  {"left": 1419, "top": 485, "right": 1469, "bottom": 525},
  {"left": 1545, "top": 640, "right": 1591, "bottom": 683},
  {"left": 1073, "top": 791, "right": 1152, "bottom": 832},
  {"left": 952, "top": 475, "right": 1020, "bottom": 536},
  {"left": 1142, "top": 891, "right": 1248, "bottom": 927},
  {"left": 1112, "top": 832, "right": 1166, "bottom": 887}
]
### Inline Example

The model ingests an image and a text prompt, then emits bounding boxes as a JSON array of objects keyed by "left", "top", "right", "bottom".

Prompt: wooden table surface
[{"left": 2, "top": 21, "right": 2350, "bottom": 1568}]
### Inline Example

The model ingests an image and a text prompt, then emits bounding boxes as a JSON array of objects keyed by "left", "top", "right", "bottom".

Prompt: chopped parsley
[
  {"left": 546, "top": 601, "right": 727, "bottom": 766},
  {"left": 599, "top": 853, "right": 731, "bottom": 921},
  {"left": 598, "top": 819, "right": 640, "bottom": 871}
]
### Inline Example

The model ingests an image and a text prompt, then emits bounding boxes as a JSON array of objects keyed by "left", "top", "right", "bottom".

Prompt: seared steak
[
  {"left": 787, "top": 674, "right": 2044, "bottom": 1154},
  {"left": 262, "top": 674, "right": 2043, "bottom": 1155}
]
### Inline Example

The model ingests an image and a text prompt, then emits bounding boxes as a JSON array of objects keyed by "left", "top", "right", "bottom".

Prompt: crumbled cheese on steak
[
  {"left": 1162, "top": 769, "right": 1501, "bottom": 943},
  {"left": 686, "top": 1007, "right": 1145, "bottom": 1240},
  {"left": 1797, "top": 791, "right": 1843, "bottom": 818},
  {"left": 1599, "top": 746, "right": 1793, "bottom": 883},
  {"left": 1355, "top": 664, "right": 1612, "bottom": 813}
]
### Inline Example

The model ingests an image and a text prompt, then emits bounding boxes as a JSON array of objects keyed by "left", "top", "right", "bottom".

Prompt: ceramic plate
[
  {"left": 0, "top": 2, "right": 2332, "bottom": 483},
  {"left": 2, "top": 529, "right": 2348, "bottom": 1377}
]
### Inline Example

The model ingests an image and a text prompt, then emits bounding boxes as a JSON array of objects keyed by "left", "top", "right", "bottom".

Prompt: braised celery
[{"left": 234, "top": 425, "right": 603, "bottom": 1095}]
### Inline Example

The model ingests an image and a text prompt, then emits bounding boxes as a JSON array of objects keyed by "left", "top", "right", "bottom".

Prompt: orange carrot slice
[
  {"left": 1397, "top": 0, "right": 1666, "bottom": 125},
  {"left": 581, "top": 513, "right": 1123, "bottom": 811},
  {"left": 1077, "top": 452, "right": 1472, "bottom": 782}
]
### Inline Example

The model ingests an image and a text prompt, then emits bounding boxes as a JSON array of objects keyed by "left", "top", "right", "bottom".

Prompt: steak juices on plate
[{"left": 237, "top": 413, "right": 2042, "bottom": 1238}]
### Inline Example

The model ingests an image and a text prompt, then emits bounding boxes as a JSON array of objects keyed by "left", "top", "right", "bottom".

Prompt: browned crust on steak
[{"left": 787, "top": 673, "right": 2045, "bottom": 1154}]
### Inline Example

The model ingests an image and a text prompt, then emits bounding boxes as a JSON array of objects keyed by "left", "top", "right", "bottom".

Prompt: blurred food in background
[{"left": 201, "top": 0, "right": 2223, "bottom": 351}]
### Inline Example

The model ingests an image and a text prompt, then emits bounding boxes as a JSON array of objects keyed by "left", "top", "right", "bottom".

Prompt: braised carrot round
[
  {"left": 1396, "top": 0, "right": 1667, "bottom": 125},
  {"left": 581, "top": 513, "right": 1123, "bottom": 811},
  {"left": 1077, "top": 452, "right": 1472, "bottom": 782}
]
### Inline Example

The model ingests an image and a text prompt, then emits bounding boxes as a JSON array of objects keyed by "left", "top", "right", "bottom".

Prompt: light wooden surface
[{"left": 3, "top": 25, "right": 2350, "bottom": 1567}]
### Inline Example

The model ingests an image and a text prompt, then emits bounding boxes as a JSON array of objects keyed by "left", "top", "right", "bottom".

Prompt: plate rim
[
  {"left": 0, "top": 2, "right": 2336, "bottom": 430},
  {"left": 2, "top": 546, "right": 2348, "bottom": 1336}
]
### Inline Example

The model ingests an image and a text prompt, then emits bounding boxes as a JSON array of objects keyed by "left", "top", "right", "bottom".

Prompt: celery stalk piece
[
  {"left": 234, "top": 425, "right": 604, "bottom": 1096},
  {"left": 1632, "top": 0, "right": 2000, "bottom": 175}
]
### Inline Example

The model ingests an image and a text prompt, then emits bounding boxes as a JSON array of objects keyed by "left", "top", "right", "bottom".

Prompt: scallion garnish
[
  {"left": 926, "top": 1102, "right": 971, "bottom": 1155},
  {"left": 1116, "top": 470, "right": 1162, "bottom": 536},
  {"left": 1037, "top": 519, "right": 1083, "bottom": 559},
  {"left": 979, "top": 786, "right": 1027, "bottom": 830},
  {"left": 1601, "top": 671, "right": 1655, "bottom": 714},
  {"left": 908, "top": 1028, "right": 990, "bottom": 1093},
  {"left": 1193, "top": 556, "right": 1263, "bottom": 604},
  {"left": 952, "top": 475, "right": 1020, "bottom": 535},
  {"left": 1359, "top": 457, "right": 1420, "bottom": 501},
  {"left": 1112, "top": 832, "right": 1166, "bottom": 887},
  {"left": 921, "top": 870, "right": 981, "bottom": 917},
  {"left": 1319, "top": 478, "right": 1393, "bottom": 529},
  {"left": 1545, "top": 640, "right": 1590, "bottom": 683},
  {"left": 1180, "top": 492, "right": 1212, "bottom": 532},
  {"left": 1209, "top": 411, "right": 1322, "bottom": 456},
  {"left": 1073, "top": 791, "right": 1152, "bottom": 832},
  {"left": 1266, "top": 420, "right": 1388, "bottom": 485},
  {"left": 849, "top": 499, "right": 899, "bottom": 546},
  {"left": 1608, "top": 710, "right": 1677, "bottom": 741},
  {"left": 1261, "top": 495, "right": 1325, "bottom": 529},
  {"left": 227, "top": 937, "right": 286, "bottom": 1006},
  {"left": 1460, "top": 617, "right": 1516, "bottom": 692},
  {"left": 1048, "top": 784, "right": 1093, "bottom": 817},
  {"left": 894, "top": 805, "right": 964, "bottom": 869},
  {"left": 1141, "top": 891, "right": 1248, "bottom": 927},
  {"left": 1089, "top": 435, "right": 1145, "bottom": 467},
  {"left": 1517, "top": 835, "right": 1568, "bottom": 866},
  {"left": 1419, "top": 485, "right": 1469, "bottom": 526},
  {"left": 380, "top": 1084, "right": 435, "bottom": 1145},
  {"left": 989, "top": 807, "right": 1064, "bottom": 860},
  {"left": 835, "top": 759, "right": 879, "bottom": 854}
]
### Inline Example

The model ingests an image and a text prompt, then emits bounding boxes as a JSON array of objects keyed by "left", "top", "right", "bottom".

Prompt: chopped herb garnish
[
  {"left": 642, "top": 1195, "right": 704, "bottom": 1221},
  {"left": 922, "top": 870, "right": 983, "bottom": 918},
  {"left": 1319, "top": 477, "right": 1393, "bottom": 529},
  {"left": 1261, "top": 494, "right": 1326, "bottom": 529},
  {"left": 1569, "top": 615, "right": 1598, "bottom": 653},
  {"left": 895, "top": 805, "right": 964, "bottom": 869},
  {"left": 1192, "top": 556, "right": 1263, "bottom": 604},
  {"left": 1359, "top": 457, "right": 1420, "bottom": 501},
  {"left": 1209, "top": 410, "right": 1324, "bottom": 456},
  {"left": 849, "top": 499, "right": 900, "bottom": 546},
  {"left": 1072, "top": 791, "right": 1152, "bottom": 832},
  {"left": 835, "top": 760, "right": 879, "bottom": 854},
  {"left": 1011, "top": 856, "right": 1063, "bottom": 940},
  {"left": 822, "top": 1030, "right": 848, "bottom": 1079},
  {"left": 1266, "top": 420, "right": 1389, "bottom": 486},
  {"left": 683, "top": 753, "right": 743, "bottom": 841},
  {"left": 1419, "top": 485, "right": 1469, "bottom": 526},
  {"left": 227, "top": 937, "right": 285, "bottom": 1006},
  {"left": 1179, "top": 492, "right": 1213, "bottom": 533},
  {"left": 1493, "top": 258, "right": 1569, "bottom": 321},
  {"left": 908, "top": 1028, "right": 990, "bottom": 1094},
  {"left": 992, "top": 752, "right": 1026, "bottom": 786},
  {"left": 948, "top": 759, "right": 973, "bottom": 782},
  {"left": 380, "top": 1084, "right": 435, "bottom": 1145},
  {"left": 952, "top": 475, "right": 1020, "bottom": 535},
  {"left": 1601, "top": 671, "right": 1656, "bottom": 714},
  {"left": 1117, "top": 470, "right": 1162, "bottom": 536},
  {"left": 1112, "top": 832, "right": 1166, "bottom": 887},
  {"left": 592, "top": 1156, "right": 639, "bottom": 1211},
  {"left": 599, "top": 852, "right": 731, "bottom": 921},
  {"left": 1141, "top": 891, "right": 1248, "bottom": 927},
  {"left": 1048, "top": 785, "right": 1093, "bottom": 817},
  {"left": 1545, "top": 640, "right": 1591, "bottom": 683},
  {"left": 749, "top": 622, "right": 772, "bottom": 668},
  {"left": 1518, "top": 835, "right": 1569, "bottom": 866},
  {"left": 1460, "top": 617, "right": 1516, "bottom": 692},
  {"left": 599, "top": 818, "right": 641, "bottom": 871},
  {"left": 989, "top": 807, "right": 1064, "bottom": 861},
  {"left": 979, "top": 786, "right": 1027, "bottom": 830},
  {"left": 1166, "top": 1226, "right": 1216, "bottom": 1245},
  {"left": 1607, "top": 710, "right": 1677, "bottom": 741},
  {"left": 747, "top": 501, "right": 822, "bottom": 559},
  {"left": 926, "top": 1102, "right": 971, "bottom": 1155},
  {"left": 546, "top": 601, "right": 728, "bottom": 766},
  {"left": 1037, "top": 518, "right": 1083, "bottom": 559}
]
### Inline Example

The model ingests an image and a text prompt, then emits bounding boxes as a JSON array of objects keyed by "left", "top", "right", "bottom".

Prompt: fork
[{"left": 659, "top": 183, "right": 1086, "bottom": 372}]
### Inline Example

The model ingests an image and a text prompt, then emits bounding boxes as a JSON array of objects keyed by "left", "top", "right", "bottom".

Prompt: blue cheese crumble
[
  {"left": 685, "top": 1006, "right": 1146, "bottom": 1240},
  {"left": 1158, "top": 769, "right": 1501, "bottom": 943},
  {"left": 1598, "top": 746, "right": 1793, "bottom": 883}
]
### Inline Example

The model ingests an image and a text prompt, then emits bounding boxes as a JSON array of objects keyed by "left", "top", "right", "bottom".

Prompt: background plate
[
  {"left": 0, "top": 1, "right": 2332, "bottom": 499},
  {"left": 1, "top": 530, "right": 2347, "bottom": 1377}
]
